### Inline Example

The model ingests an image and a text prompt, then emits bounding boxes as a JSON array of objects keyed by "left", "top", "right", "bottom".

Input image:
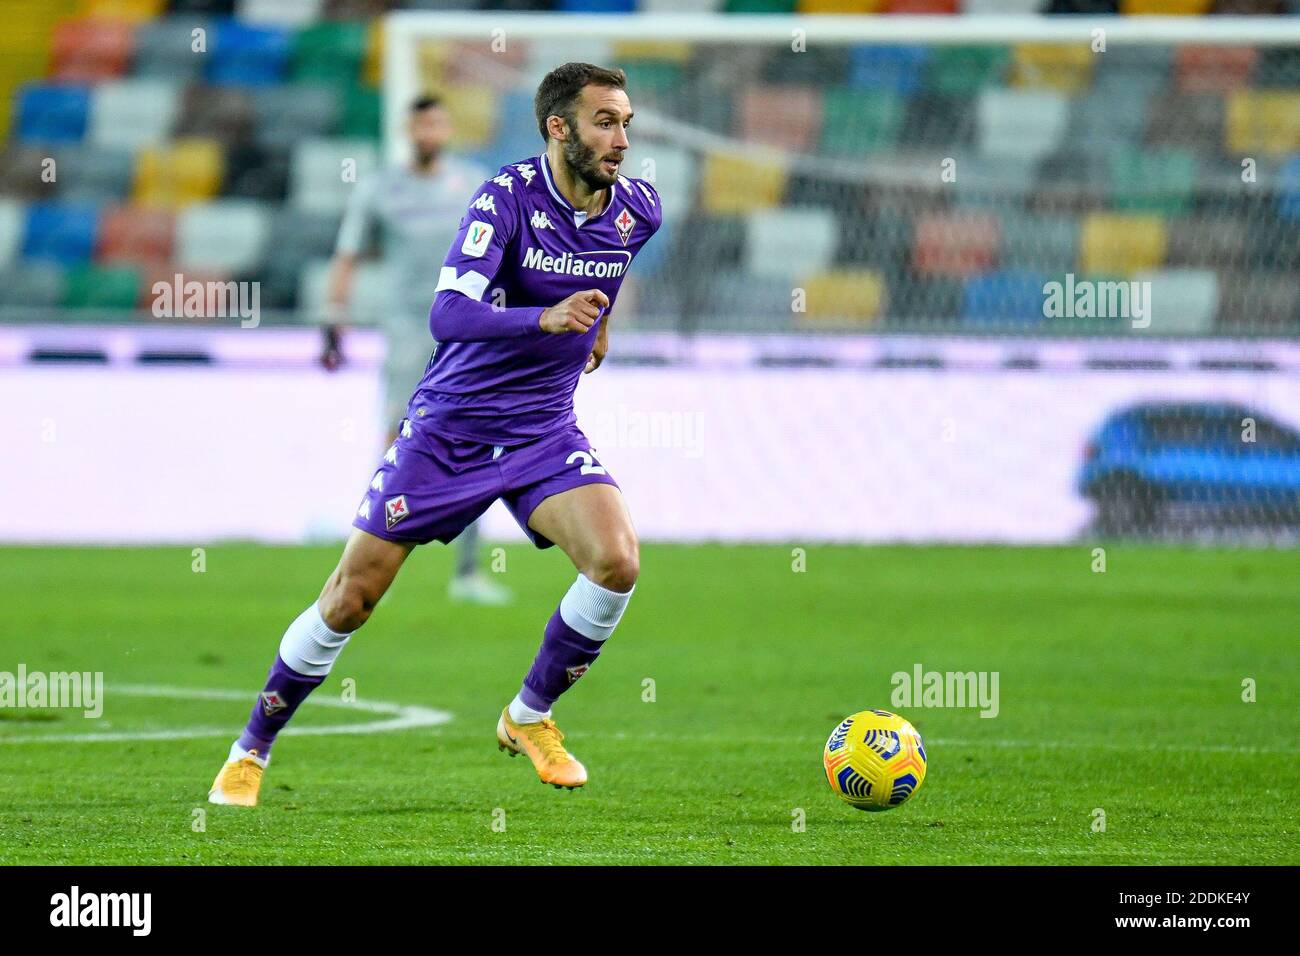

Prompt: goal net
[{"left": 382, "top": 13, "right": 1300, "bottom": 545}]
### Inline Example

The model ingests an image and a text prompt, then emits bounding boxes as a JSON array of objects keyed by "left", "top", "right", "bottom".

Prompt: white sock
[
  {"left": 279, "top": 601, "right": 352, "bottom": 678},
  {"left": 559, "top": 572, "right": 635, "bottom": 641},
  {"left": 508, "top": 693, "right": 551, "bottom": 725},
  {"left": 227, "top": 742, "right": 269, "bottom": 768}
]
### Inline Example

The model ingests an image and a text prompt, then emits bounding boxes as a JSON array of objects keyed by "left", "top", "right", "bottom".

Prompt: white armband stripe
[{"left": 435, "top": 267, "right": 491, "bottom": 302}]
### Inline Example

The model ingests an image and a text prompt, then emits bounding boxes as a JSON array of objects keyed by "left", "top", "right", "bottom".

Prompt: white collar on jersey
[{"left": 540, "top": 152, "right": 614, "bottom": 229}]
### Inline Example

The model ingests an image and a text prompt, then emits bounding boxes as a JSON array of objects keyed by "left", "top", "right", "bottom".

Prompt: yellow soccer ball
[{"left": 823, "top": 709, "right": 927, "bottom": 811}]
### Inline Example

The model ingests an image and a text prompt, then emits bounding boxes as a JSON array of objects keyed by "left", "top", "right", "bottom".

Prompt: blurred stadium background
[{"left": 2, "top": 0, "right": 1299, "bottom": 547}]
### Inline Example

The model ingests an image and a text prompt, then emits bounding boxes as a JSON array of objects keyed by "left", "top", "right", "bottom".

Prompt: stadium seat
[
  {"left": 297, "top": 257, "right": 391, "bottom": 323},
  {"left": 1010, "top": 43, "right": 1095, "bottom": 94},
  {"left": 796, "top": 0, "right": 883, "bottom": 10},
  {"left": 834, "top": 211, "right": 912, "bottom": 271},
  {"left": 223, "top": 142, "right": 290, "bottom": 201},
  {"left": 1174, "top": 45, "right": 1257, "bottom": 94},
  {"left": 961, "top": 269, "right": 1047, "bottom": 326},
  {"left": 1278, "top": 155, "right": 1300, "bottom": 222},
  {"left": 947, "top": 155, "right": 1038, "bottom": 210},
  {"left": 0, "top": 146, "right": 59, "bottom": 201},
  {"left": 52, "top": 144, "right": 135, "bottom": 202},
  {"left": 15, "top": 84, "right": 91, "bottom": 143},
  {"left": 22, "top": 202, "right": 99, "bottom": 264},
  {"left": 50, "top": 17, "right": 135, "bottom": 81},
  {"left": 0, "top": 200, "right": 24, "bottom": 266},
  {"left": 1144, "top": 91, "right": 1223, "bottom": 152},
  {"left": 888, "top": 272, "right": 962, "bottom": 324},
  {"left": 1067, "top": 88, "right": 1150, "bottom": 157},
  {"left": 820, "top": 89, "right": 904, "bottom": 156},
  {"left": 290, "top": 20, "right": 366, "bottom": 88},
  {"left": 737, "top": 86, "right": 823, "bottom": 152},
  {"left": 488, "top": 90, "right": 544, "bottom": 163},
  {"left": 0, "top": 262, "right": 67, "bottom": 308},
  {"left": 704, "top": 268, "right": 795, "bottom": 329},
  {"left": 1120, "top": 0, "right": 1211, "bottom": 11},
  {"left": 884, "top": 0, "right": 958, "bottom": 9},
  {"left": 250, "top": 84, "right": 340, "bottom": 149},
  {"left": 237, "top": 0, "right": 323, "bottom": 26},
  {"left": 131, "top": 17, "right": 212, "bottom": 81},
  {"left": 441, "top": 85, "right": 498, "bottom": 149},
  {"left": 96, "top": 204, "right": 175, "bottom": 264},
  {"left": 288, "top": 138, "right": 379, "bottom": 214},
  {"left": 963, "top": 0, "right": 1042, "bottom": 11},
  {"left": 1133, "top": 268, "right": 1219, "bottom": 334},
  {"left": 132, "top": 138, "right": 224, "bottom": 207},
  {"left": 75, "top": 0, "right": 164, "bottom": 21},
  {"left": 206, "top": 19, "right": 291, "bottom": 86},
  {"left": 1108, "top": 148, "right": 1197, "bottom": 215},
  {"left": 1226, "top": 90, "right": 1300, "bottom": 155},
  {"left": 173, "top": 85, "right": 254, "bottom": 146},
  {"left": 925, "top": 45, "right": 1009, "bottom": 96},
  {"left": 176, "top": 199, "right": 270, "bottom": 273},
  {"left": 88, "top": 79, "right": 180, "bottom": 151},
  {"left": 624, "top": 144, "right": 692, "bottom": 224},
  {"left": 848, "top": 45, "right": 929, "bottom": 93},
  {"left": 1165, "top": 214, "right": 1248, "bottom": 268},
  {"left": 1000, "top": 212, "right": 1078, "bottom": 272},
  {"left": 913, "top": 212, "right": 1001, "bottom": 277},
  {"left": 1217, "top": 271, "right": 1300, "bottom": 331},
  {"left": 339, "top": 86, "right": 381, "bottom": 140},
  {"left": 558, "top": 0, "right": 638, "bottom": 11},
  {"left": 700, "top": 153, "right": 787, "bottom": 213},
  {"left": 798, "top": 268, "right": 887, "bottom": 327},
  {"left": 724, "top": 0, "right": 797, "bottom": 11},
  {"left": 62, "top": 261, "right": 141, "bottom": 309},
  {"left": 977, "top": 88, "right": 1068, "bottom": 160},
  {"left": 1079, "top": 212, "right": 1166, "bottom": 275},
  {"left": 744, "top": 207, "right": 837, "bottom": 280}
]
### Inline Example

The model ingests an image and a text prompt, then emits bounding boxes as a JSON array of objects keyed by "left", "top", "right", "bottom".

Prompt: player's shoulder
[
  {"left": 465, "top": 156, "right": 543, "bottom": 219},
  {"left": 614, "top": 172, "right": 663, "bottom": 228}
]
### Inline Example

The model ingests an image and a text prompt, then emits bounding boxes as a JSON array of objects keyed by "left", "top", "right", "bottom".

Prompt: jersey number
[{"left": 566, "top": 449, "right": 607, "bottom": 476}]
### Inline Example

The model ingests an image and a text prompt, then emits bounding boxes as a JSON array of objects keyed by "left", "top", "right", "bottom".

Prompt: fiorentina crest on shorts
[
  {"left": 261, "top": 691, "right": 287, "bottom": 716},
  {"left": 614, "top": 208, "right": 635, "bottom": 246},
  {"left": 566, "top": 663, "right": 590, "bottom": 684},
  {"left": 384, "top": 495, "right": 410, "bottom": 530}
]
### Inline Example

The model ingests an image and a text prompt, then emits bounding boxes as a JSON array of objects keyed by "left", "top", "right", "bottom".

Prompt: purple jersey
[{"left": 415, "top": 152, "right": 663, "bottom": 445}]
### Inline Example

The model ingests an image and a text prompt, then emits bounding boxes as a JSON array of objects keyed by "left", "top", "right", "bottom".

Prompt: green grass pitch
[{"left": 0, "top": 543, "right": 1295, "bottom": 865}]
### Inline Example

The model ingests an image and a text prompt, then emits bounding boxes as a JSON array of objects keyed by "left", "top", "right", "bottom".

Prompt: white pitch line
[{"left": 0, "top": 683, "right": 452, "bottom": 744}]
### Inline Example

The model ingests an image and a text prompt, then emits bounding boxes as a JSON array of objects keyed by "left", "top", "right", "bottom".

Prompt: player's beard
[
  {"left": 414, "top": 145, "right": 441, "bottom": 170},
  {"left": 561, "top": 126, "right": 618, "bottom": 191}
]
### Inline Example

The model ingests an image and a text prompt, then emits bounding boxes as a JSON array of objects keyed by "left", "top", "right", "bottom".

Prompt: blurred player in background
[
  {"left": 210, "top": 62, "right": 662, "bottom": 806},
  {"left": 326, "top": 94, "right": 511, "bottom": 607}
]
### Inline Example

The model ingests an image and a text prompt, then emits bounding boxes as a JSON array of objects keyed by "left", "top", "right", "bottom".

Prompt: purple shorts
[{"left": 351, "top": 411, "right": 619, "bottom": 550}]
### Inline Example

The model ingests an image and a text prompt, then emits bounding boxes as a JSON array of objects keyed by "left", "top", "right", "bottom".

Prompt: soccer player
[
  {"left": 209, "top": 63, "right": 661, "bottom": 805},
  {"left": 326, "top": 95, "right": 510, "bottom": 606}
]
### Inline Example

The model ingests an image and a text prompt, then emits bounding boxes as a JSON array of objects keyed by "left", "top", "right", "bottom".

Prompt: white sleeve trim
[{"left": 434, "top": 267, "right": 490, "bottom": 301}]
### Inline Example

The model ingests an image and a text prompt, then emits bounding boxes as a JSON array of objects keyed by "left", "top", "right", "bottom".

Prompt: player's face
[
  {"left": 561, "top": 85, "right": 632, "bottom": 191},
  {"left": 408, "top": 106, "right": 452, "bottom": 165}
]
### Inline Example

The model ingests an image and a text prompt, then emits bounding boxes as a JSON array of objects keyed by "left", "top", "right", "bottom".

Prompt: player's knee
[
  {"left": 319, "top": 571, "right": 383, "bottom": 632},
  {"left": 586, "top": 541, "right": 639, "bottom": 593}
]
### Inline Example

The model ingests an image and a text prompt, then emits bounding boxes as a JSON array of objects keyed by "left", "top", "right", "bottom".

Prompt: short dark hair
[
  {"left": 534, "top": 62, "right": 627, "bottom": 143},
  {"left": 411, "top": 94, "right": 443, "bottom": 114}
]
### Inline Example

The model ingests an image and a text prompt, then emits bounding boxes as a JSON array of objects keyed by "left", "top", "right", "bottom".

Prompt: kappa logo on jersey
[
  {"left": 384, "top": 443, "right": 398, "bottom": 465},
  {"left": 618, "top": 174, "right": 633, "bottom": 195},
  {"left": 635, "top": 181, "right": 656, "bottom": 206},
  {"left": 530, "top": 210, "right": 555, "bottom": 230},
  {"left": 260, "top": 691, "right": 287, "bottom": 716},
  {"left": 356, "top": 497, "right": 370, "bottom": 520},
  {"left": 370, "top": 470, "right": 384, "bottom": 492},
  {"left": 470, "top": 192, "right": 498, "bottom": 215},
  {"left": 492, "top": 173, "right": 514, "bottom": 192},
  {"left": 615, "top": 208, "right": 636, "bottom": 246},
  {"left": 566, "top": 663, "right": 590, "bottom": 684},
  {"left": 400, "top": 419, "right": 413, "bottom": 438},
  {"left": 512, "top": 162, "right": 536, "bottom": 185},
  {"left": 384, "top": 495, "right": 410, "bottom": 529},
  {"left": 461, "top": 220, "right": 495, "bottom": 257}
]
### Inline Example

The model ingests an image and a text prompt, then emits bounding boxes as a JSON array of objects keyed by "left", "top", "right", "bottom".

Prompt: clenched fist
[{"left": 539, "top": 289, "right": 609, "bottom": 334}]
